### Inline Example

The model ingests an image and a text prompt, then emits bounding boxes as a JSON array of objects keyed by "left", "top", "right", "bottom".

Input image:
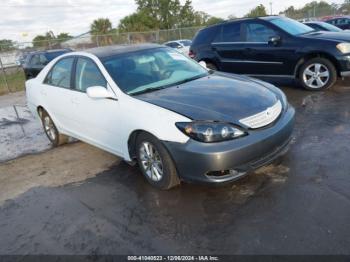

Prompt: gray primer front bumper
[{"left": 163, "top": 105, "right": 295, "bottom": 184}]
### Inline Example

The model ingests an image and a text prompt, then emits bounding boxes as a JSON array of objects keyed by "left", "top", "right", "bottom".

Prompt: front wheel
[
  {"left": 136, "top": 133, "right": 180, "bottom": 190},
  {"left": 299, "top": 57, "right": 337, "bottom": 91}
]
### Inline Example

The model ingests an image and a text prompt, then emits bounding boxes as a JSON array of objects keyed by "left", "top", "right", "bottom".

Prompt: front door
[
  {"left": 69, "top": 57, "right": 123, "bottom": 156},
  {"left": 239, "top": 21, "right": 290, "bottom": 76}
]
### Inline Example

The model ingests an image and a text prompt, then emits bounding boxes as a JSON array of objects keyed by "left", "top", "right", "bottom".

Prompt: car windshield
[
  {"left": 44, "top": 51, "right": 69, "bottom": 61},
  {"left": 270, "top": 17, "right": 315, "bottom": 35},
  {"left": 103, "top": 47, "right": 209, "bottom": 95},
  {"left": 179, "top": 40, "right": 192, "bottom": 46},
  {"left": 319, "top": 22, "right": 342, "bottom": 32}
]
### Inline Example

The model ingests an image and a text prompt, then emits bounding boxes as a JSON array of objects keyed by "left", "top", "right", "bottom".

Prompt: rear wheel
[
  {"left": 136, "top": 132, "right": 180, "bottom": 190},
  {"left": 40, "top": 109, "right": 69, "bottom": 147},
  {"left": 299, "top": 57, "right": 337, "bottom": 91}
]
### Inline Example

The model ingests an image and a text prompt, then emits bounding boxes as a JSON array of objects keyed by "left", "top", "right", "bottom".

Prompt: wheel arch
[
  {"left": 126, "top": 129, "right": 178, "bottom": 166},
  {"left": 294, "top": 52, "right": 340, "bottom": 78},
  {"left": 37, "top": 105, "right": 44, "bottom": 118}
]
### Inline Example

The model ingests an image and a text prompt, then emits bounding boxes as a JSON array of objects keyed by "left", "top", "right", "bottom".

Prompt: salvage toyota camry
[{"left": 26, "top": 44, "right": 295, "bottom": 189}]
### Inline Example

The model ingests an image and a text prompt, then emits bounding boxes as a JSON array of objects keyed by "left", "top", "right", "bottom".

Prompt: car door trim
[
  {"left": 221, "top": 59, "right": 283, "bottom": 64},
  {"left": 245, "top": 74, "right": 294, "bottom": 78},
  {"left": 212, "top": 42, "right": 268, "bottom": 45}
]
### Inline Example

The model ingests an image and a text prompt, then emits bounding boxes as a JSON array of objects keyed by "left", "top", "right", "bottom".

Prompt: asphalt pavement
[{"left": 0, "top": 80, "right": 350, "bottom": 255}]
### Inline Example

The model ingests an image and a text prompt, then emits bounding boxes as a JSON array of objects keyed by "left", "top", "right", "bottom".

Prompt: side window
[
  {"left": 192, "top": 26, "right": 220, "bottom": 45},
  {"left": 166, "top": 42, "right": 176, "bottom": 48},
  {"left": 245, "top": 23, "right": 276, "bottom": 42},
  {"left": 44, "top": 57, "right": 74, "bottom": 88},
  {"left": 222, "top": 23, "right": 241, "bottom": 42},
  {"left": 39, "top": 54, "right": 48, "bottom": 65},
  {"left": 30, "top": 55, "right": 40, "bottom": 66},
  {"left": 74, "top": 58, "right": 106, "bottom": 92}
]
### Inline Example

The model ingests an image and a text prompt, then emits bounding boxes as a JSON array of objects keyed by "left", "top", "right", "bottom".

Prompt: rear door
[
  {"left": 69, "top": 57, "right": 123, "bottom": 155},
  {"left": 239, "top": 21, "right": 285, "bottom": 75},
  {"left": 42, "top": 56, "right": 76, "bottom": 132},
  {"left": 211, "top": 22, "right": 248, "bottom": 73}
]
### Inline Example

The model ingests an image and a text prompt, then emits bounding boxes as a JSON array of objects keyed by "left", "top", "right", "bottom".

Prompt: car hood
[
  {"left": 135, "top": 72, "right": 279, "bottom": 124},
  {"left": 301, "top": 31, "right": 350, "bottom": 42}
]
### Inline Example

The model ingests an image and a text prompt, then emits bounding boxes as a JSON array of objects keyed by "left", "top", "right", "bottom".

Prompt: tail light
[{"left": 188, "top": 50, "right": 195, "bottom": 59}]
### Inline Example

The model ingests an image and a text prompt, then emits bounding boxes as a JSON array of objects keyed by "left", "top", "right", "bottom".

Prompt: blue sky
[{"left": 0, "top": 0, "right": 344, "bottom": 42}]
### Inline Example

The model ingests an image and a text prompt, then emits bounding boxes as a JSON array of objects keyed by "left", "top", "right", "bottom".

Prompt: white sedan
[
  {"left": 163, "top": 39, "right": 192, "bottom": 56},
  {"left": 26, "top": 44, "right": 294, "bottom": 189}
]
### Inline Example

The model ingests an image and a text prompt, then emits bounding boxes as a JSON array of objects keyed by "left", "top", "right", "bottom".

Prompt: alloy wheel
[
  {"left": 302, "top": 63, "right": 330, "bottom": 89},
  {"left": 43, "top": 116, "right": 56, "bottom": 141},
  {"left": 139, "top": 142, "right": 164, "bottom": 182}
]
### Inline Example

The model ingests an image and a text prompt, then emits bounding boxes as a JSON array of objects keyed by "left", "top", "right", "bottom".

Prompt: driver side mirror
[
  {"left": 269, "top": 35, "right": 281, "bottom": 46},
  {"left": 86, "top": 86, "right": 117, "bottom": 100}
]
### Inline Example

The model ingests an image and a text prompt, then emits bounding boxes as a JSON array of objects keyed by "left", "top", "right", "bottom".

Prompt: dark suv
[
  {"left": 23, "top": 49, "right": 71, "bottom": 80},
  {"left": 324, "top": 16, "right": 350, "bottom": 30},
  {"left": 190, "top": 16, "right": 350, "bottom": 90}
]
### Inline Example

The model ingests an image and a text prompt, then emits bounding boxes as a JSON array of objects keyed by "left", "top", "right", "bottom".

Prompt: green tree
[
  {"left": 205, "top": 16, "right": 225, "bottom": 25},
  {"left": 135, "top": 0, "right": 182, "bottom": 29},
  {"left": 90, "top": 18, "right": 113, "bottom": 46},
  {"left": 56, "top": 33, "right": 73, "bottom": 42},
  {"left": 118, "top": 10, "right": 157, "bottom": 32},
  {"left": 245, "top": 4, "right": 267, "bottom": 18},
  {"left": 0, "top": 39, "right": 15, "bottom": 51},
  {"left": 118, "top": 0, "right": 224, "bottom": 32},
  {"left": 32, "top": 32, "right": 55, "bottom": 48}
]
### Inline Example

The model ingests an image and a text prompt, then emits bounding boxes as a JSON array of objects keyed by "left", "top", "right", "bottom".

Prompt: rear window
[
  {"left": 192, "top": 26, "right": 220, "bottom": 46},
  {"left": 222, "top": 22, "right": 241, "bottom": 42}
]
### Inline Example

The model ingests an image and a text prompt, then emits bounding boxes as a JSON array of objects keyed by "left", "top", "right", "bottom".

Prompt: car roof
[
  {"left": 85, "top": 44, "right": 163, "bottom": 59},
  {"left": 28, "top": 49, "right": 70, "bottom": 55},
  {"left": 305, "top": 21, "right": 324, "bottom": 24},
  {"left": 199, "top": 15, "right": 282, "bottom": 31}
]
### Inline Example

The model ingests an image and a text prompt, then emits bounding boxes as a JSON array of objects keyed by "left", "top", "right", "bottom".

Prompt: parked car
[
  {"left": 324, "top": 16, "right": 350, "bottom": 30},
  {"left": 16, "top": 53, "right": 29, "bottom": 66},
  {"left": 23, "top": 49, "right": 71, "bottom": 80},
  {"left": 304, "top": 21, "right": 344, "bottom": 32},
  {"left": 164, "top": 39, "right": 192, "bottom": 55},
  {"left": 26, "top": 44, "right": 295, "bottom": 189},
  {"left": 190, "top": 16, "right": 350, "bottom": 90}
]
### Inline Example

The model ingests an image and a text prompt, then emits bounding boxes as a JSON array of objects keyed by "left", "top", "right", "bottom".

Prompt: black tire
[
  {"left": 299, "top": 57, "right": 337, "bottom": 91},
  {"left": 136, "top": 132, "right": 180, "bottom": 190},
  {"left": 40, "top": 109, "right": 69, "bottom": 147}
]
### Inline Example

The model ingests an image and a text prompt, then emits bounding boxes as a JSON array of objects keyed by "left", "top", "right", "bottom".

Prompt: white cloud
[{"left": 0, "top": 0, "right": 344, "bottom": 42}]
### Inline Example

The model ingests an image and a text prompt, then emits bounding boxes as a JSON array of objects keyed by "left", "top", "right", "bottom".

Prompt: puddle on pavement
[{"left": 0, "top": 104, "right": 51, "bottom": 162}]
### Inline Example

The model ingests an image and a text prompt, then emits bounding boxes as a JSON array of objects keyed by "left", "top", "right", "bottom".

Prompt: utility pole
[{"left": 270, "top": 2, "right": 273, "bottom": 15}]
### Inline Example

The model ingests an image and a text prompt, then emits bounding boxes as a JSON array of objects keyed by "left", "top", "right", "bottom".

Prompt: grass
[{"left": 0, "top": 69, "right": 26, "bottom": 96}]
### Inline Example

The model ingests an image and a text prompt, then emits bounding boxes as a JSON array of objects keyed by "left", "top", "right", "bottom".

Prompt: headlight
[
  {"left": 336, "top": 43, "right": 350, "bottom": 53},
  {"left": 176, "top": 121, "right": 246, "bottom": 143}
]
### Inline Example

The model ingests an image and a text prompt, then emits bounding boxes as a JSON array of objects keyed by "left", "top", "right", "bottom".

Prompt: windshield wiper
[
  {"left": 129, "top": 73, "right": 209, "bottom": 96},
  {"left": 129, "top": 86, "right": 166, "bottom": 96},
  {"left": 172, "top": 73, "right": 209, "bottom": 86}
]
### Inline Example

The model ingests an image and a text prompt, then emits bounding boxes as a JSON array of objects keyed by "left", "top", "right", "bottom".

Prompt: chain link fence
[
  {"left": 1, "top": 6, "right": 349, "bottom": 96},
  {"left": 0, "top": 26, "right": 202, "bottom": 95}
]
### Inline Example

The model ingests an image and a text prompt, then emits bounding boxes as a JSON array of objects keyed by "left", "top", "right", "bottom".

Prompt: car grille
[{"left": 239, "top": 100, "right": 282, "bottom": 129}]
